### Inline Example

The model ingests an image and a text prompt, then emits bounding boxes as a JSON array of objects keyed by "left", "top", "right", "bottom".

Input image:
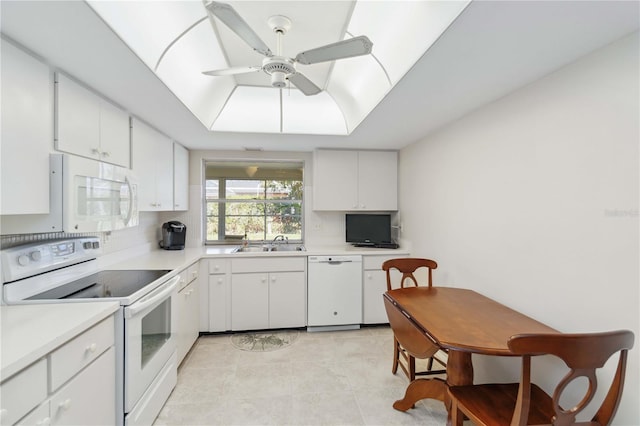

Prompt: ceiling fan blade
[
  {"left": 294, "top": 35, "right": 373, "bottom": 65},
  {"left": 288, "top": 72, "right": 321, "bottom": 96},
  {"left": 202, "top": 66, "right": 262, "bottom": 76},
  {"left": 205, "top": 1, "right": 272, "bottom": 57}
]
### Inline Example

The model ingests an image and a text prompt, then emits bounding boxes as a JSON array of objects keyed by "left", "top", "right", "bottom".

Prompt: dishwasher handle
[{"left": 328, "top": 260, "right": 350, "bottom": 265}]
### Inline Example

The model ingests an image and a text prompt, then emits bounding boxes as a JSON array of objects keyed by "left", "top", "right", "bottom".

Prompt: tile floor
[{"left": 154, "top": 325, "right": 449, "bottom": 425}]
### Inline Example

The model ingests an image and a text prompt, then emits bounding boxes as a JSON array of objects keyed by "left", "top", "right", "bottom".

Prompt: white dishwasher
[{"left": 307, "top": 255, "right": 363, "bottom": 331}]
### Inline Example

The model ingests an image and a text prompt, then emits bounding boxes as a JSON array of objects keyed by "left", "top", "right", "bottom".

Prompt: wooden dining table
[{"left": 383, "top": 286, "right": 558, "bottom": 424}]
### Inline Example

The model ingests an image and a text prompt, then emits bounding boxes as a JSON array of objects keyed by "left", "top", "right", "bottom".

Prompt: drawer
[
  {"left": 16, "top": 400, "right": 50, "bottom": 426},
  {"left": 208, "top": 259, "right": 228, "bottom": 275},
  {"left": 0, "top": 358, "right": 47, "bottom": 426},
  {"left": 187, "top": 262, "right": 199, "bottom": 283},
  {"left": 49, "top": 316, "right": 115, "bottom": 392},
  {"left": 231, "top": 257, "right": 305, "bottom": 273},
  {"left": 363, "top": 254, "right": 409, "bottom": 270}
]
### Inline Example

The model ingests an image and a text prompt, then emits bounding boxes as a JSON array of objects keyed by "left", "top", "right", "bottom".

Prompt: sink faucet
[{"left": 272, "top": 235, "right": 288, "bottom": 245}]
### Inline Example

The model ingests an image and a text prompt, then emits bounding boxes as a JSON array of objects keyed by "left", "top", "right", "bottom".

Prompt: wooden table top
[{"left": 384, "top": 287, "right": 558, "bottom": 356}]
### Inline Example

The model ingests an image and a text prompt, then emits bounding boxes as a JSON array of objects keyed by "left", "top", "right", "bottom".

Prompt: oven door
[{"left": 123, "top": 275, "right": 178, "bottom": 412}]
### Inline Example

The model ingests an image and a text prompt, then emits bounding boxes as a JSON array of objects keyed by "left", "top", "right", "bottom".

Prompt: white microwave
[{"left": 63, "top": 154, "right": 139, "bottom": 232}]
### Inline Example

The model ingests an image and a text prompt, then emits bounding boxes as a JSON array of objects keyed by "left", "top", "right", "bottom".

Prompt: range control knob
[
  {"left": 30, "top": 251, "right": 42, "bottom": 262},
  {"left": 83, "top": 242, "right": 92, "bottom": 250},
  {"left": 17, "top": 254, "right": 30, "bottom": 266}
]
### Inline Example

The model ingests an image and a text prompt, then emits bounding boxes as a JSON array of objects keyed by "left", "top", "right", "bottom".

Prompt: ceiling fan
[{"left": 202, "top": 1, "right": 373, "bottom": 96}]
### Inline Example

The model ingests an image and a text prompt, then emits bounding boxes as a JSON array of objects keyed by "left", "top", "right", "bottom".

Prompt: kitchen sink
[
  {"left": 232, "top": 244, "right": 306, "bottom": 253},
  {"left": 268, "top": 245, "right": 306, "bottom": 252}
]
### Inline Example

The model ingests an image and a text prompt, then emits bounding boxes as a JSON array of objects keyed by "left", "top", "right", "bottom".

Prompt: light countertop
[
  {"left": 99, "top": 244, "right": 409, "bottom": 272},
  {"left": 0, "top": 301, "right": 119, "bottom": 381}
]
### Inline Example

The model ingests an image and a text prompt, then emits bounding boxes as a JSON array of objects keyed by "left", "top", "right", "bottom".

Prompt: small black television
[{"left": 345, "top": 214, "right": 392, "bottom": 246}]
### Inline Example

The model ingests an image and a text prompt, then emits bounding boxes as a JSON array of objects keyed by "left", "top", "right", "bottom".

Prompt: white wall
[{"left": 399, "top": 32, "right": 639, "bottom": 424}]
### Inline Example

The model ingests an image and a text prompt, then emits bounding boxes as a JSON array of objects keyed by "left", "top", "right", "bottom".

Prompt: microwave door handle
[
  {"left": 124, "top": 276, "right": 179, "bottom": 319},
  {"left": 123, "top": 176, "right": 134, "bottom": 225}
]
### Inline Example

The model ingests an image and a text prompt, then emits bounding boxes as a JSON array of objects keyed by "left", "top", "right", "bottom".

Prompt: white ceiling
[{"left": 1, "top": 1, "right": 638, "bottom": 152}]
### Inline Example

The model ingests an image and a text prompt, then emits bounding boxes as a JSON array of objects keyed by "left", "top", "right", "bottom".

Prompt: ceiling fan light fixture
[{"left": 271, "top": 71, "right": 287, "bottom": 88}]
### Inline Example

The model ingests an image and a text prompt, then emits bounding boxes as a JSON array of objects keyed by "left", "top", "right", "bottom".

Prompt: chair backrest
[
  {"left": 381, "top": 258, "right": 438, "bottom": 291},
  {"left": 507, "top": 330, "right": 635, "bottom": 426}
]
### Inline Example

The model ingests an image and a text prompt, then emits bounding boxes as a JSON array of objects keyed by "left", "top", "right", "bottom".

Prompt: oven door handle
[{"left": 124, "top": 276, "right": 179, "bottom": 319}]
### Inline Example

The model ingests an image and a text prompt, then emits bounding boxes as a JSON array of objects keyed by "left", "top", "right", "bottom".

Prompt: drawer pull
[
  {"left": 37, "top": 417, "right": 51, "bottom": 426},
  {"left": 86, "top": 343, "right": 98, "bottom": 353},
  {"left": 59, "top": 399, "right": 72, "bottom": 411}
]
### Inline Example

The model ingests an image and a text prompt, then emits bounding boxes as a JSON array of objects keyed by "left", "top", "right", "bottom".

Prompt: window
[{"left": 204, "top": 161, "right": 303, "bottom": 244}]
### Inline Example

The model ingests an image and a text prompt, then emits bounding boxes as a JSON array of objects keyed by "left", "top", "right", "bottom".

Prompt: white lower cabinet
[
  {"left": 207, "top": 259, "right": 230, "bottom": 332},
  {"left": 176, "top": 262, "right": 200, "bottom": 364},
  {"left": 362, "top": 254, "right": 408, "bottom": 324},
  {"left": 2, "top": 316, "right": 116, "bottom": 426},
  {"left": 231, "top": 257, "right": 306, "bottom": 331},
  {"left": 49, "top": 347, "right": 115, "bottom": 426}
]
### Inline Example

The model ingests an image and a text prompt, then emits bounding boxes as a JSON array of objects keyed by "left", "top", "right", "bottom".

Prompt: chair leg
[
  {"left": 451, "top": 400, "right": 465, "bottom": 426},
  {"left": 427, "top": 357, "right": 434, "bottom": 371},
  {"left": 392, "top": 337, "right": 400, "bottom": 374},
  {"left": 408, "top": 355, "right": 416, "bottom": 381}
]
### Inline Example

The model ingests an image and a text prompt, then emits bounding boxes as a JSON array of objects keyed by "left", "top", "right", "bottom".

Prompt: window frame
[{"left": 203, "top": 160, "right": 305, "bottom": 245}]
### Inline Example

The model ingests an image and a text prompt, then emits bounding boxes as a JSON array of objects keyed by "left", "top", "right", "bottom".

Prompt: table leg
[
  {"left": 444, "top": 350, "right": 473, "bottom": 426},
  {"left": 392, "top": 377, "right": 447, "bottom": 411}
]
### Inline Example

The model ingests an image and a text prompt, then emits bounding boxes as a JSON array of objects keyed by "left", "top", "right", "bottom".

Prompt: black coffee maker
[{"left": 160, "top": 221, "right": 186, "bottom": 250}]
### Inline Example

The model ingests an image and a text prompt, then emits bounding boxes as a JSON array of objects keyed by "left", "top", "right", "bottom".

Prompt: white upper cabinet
[
  {"left": 131, "top": 118, "right": 174, "bottom": 211},
  {"left": 173, "top": 142, "right": 189, "bottom": 211},
  {"left": 1, "top": 39, "right": 53, "bottom": 215},
  {"left": 55, "top": 73, "right": 130, "bottom": 168},
  {"left": 313, "top": 150, "right": 398, "bottom": 211}
]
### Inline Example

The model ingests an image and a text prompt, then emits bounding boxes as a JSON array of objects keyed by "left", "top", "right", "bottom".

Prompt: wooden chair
[
  {"left": 449, "top": 330, "right": 635, "bottom": 426},
  {"left": 382, "top": 258, "right": 447, "bottom": 381}
]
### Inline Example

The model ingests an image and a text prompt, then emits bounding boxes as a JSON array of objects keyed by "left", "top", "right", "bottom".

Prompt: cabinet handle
[
  {"left": 59, "top": 399, "right": 72, "bottom": 411},
  {"left": 36, "top": 417, "right": 51, "bottom": 426},
  {"left": 86, "top": 343, "right": 97, "bottom": 353},
  {"left": 91, "top": 148, "right": 100, "bottom": 155},
  {"left": 101, "top": 151, "right": 110, "bottom": 158},
  {"left": 261, "top": 276, "right": 267, "bottom": 283},
  {"left": 217, "top": 278, "right": 223, "bottom": 284}
]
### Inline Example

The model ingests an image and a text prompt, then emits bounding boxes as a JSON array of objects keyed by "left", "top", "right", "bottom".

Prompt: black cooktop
[{"left": 28, "top": 269, "right": 171, "bottom": 300}]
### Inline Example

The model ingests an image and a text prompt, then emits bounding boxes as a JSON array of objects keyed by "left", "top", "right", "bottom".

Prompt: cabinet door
[
  {"left": 313, "top": 150, "right": 358, "bottom": 210},
  {"left": 269, "top": 272, "right": 306, "bottom": 328},
  {"left": 50, "top": 347, "right": 115, "bottom": 426},
  {"left": 1, "top": 39, "right": 52, "bottom": 215},
  {"left": 357, "top": 151, "right": 398, "bottom": 211},
  {"left": 363, "top": 270, "right": 390, "bottom": 324},
  {"left": 131, "top": 119, "right": 174, "bottom": 211},
  {"left": 177, "top": 281, "right": 199, "bottom": 363},
  {"left": 208, "top": 273, "right": 228, "bottom": 332},
  {"left": 231, "top": 273, "right": 269, "bottom": 331},
  {"left": 99, "top": 100, "right": 130, "bottom": 168},
  {"left": 173, "top": 143, "right": 189, "bottom": 211},
  {"left": 55, "top": 73, "right": 101, "bottom": 161}
]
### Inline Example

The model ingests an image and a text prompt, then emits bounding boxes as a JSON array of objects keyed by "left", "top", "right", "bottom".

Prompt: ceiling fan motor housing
[{"left": 262, "top": 56, "right": 296, "bottom": 88}]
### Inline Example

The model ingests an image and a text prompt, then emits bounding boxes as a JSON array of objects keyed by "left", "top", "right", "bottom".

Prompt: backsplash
[{"left": 0, "top": 212, "right": 161, "bottom": 253}]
